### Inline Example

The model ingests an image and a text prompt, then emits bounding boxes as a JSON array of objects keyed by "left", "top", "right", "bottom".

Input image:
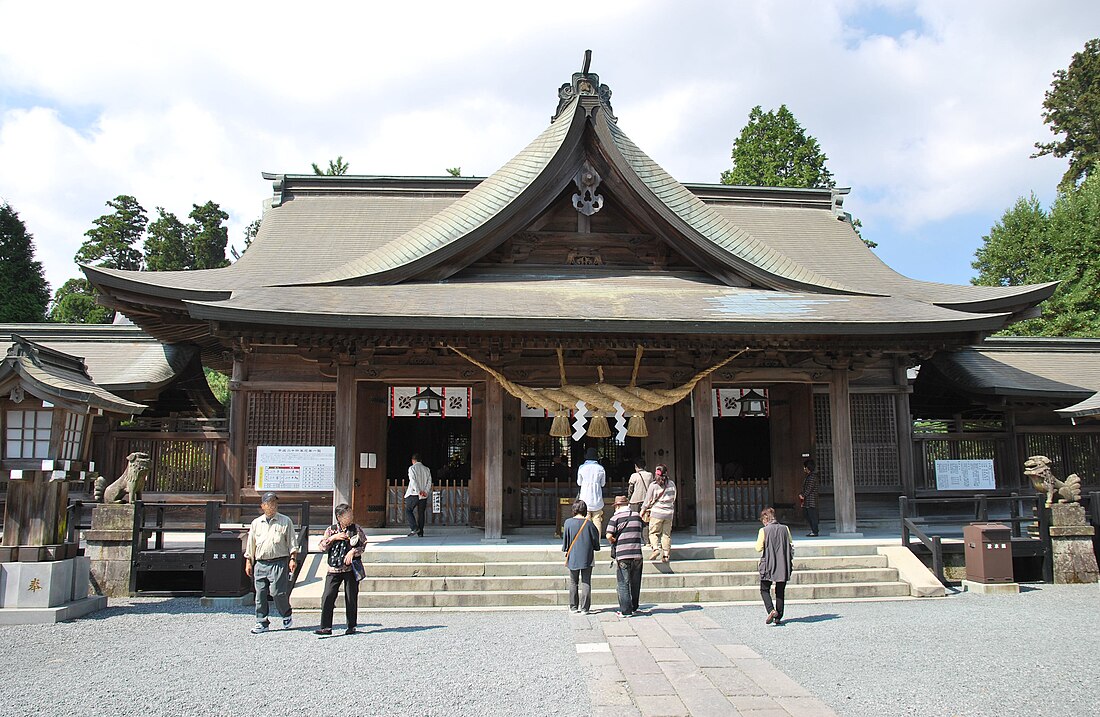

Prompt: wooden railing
[
  {"left": 386, "top": 479, "right": 469, "bottom": 527},
  {"left": 521, "top": 483, "right": 577, "bottom": 524},
  {"left": 899, "top": 493, "right": 1051, "bottom": 585},
  {"left": 716, "top": 479, "right": 770, "bottom": 522},
  {"left": 912, "top": 432, "right": 1012, "bottom": 492}
]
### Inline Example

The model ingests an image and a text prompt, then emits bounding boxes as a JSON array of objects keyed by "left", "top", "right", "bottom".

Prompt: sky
[{"left": 1, "top": 0, "right": 1097, "bottom": 295}]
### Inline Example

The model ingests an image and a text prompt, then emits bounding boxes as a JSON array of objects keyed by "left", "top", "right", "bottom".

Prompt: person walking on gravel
[
  {"left": 562, "top": 499, "right": 601, "bottom": 614},
  {"left": 245, "top": 492, "right": 299, "bottom": 634},
  {"left": 576, "top": 447, "right": 607, "bottom": 535},
  {"left": 606, "top": 495, "right": 645, "bottom": 617},
  {"left": 641, "top": 464, "right": 676, "bottom": 563},
  {"left": 756, "top": 507, "right": 794, "bottom": 626},
  {"left": 405, "top": 453, "right": 433, "bottom": 537},
  {"left": 315, "top": 503, "right": 367, "bottom": 636}
]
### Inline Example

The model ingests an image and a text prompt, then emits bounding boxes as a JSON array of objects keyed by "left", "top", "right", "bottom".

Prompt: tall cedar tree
[
  {"left": 144, "top": 207, "right": 191, "bottom": 271},
  {"left": 721, "top": 105, "right": 835, "bottom": 189},
  {"left": 0, "top": 203, "right": 51, "bottom": 322},
  {"left": 188, "top": 201, "right": 231, "bottom": 269},
  {"left": 312, "top": 156, "right": 349, "bottom": 175},
  {"left": 48, "top": 278, "right": 112, "bottom": 324},
  {"left": 972, "top": 175, "right": 1100, "bottom": 337},
  {"left": 1033, "top": 38, "right": 1100, "bottom": 189},
  {"left": 75, "top": 195, "right": 146, "bottom": 270},
  {"left": 144, "top": 202, "right": 231, "bottom": 271}
]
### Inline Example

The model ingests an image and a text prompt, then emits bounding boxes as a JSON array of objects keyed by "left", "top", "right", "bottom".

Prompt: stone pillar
[
  {"left": 333, "top": 362, "right": 357, "bottom": 513},
  {"left": 1049, "top": 503, "right": 1099, "bottom": 584},
  {"left": 86, "top": 503, "right": 138, "bottom": 597},
  {"left": 483, "top": 380, "right": 505, "bottom": 542},
  {"left": 692, "top": 376, "right": 717, "bottom": 537},
  {"left": 829, "top": 368, "right": 859, "bottom": 535}
]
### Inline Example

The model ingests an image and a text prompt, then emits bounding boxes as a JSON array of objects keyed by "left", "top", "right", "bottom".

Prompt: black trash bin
[{"left": 204, "top": 531, "right": 250, "bottom": 597}]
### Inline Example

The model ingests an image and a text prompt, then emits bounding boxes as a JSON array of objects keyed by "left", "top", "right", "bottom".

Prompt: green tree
[
  {"left": 0, "top": 202, "right": 51, "bottom": 322},
  {"left": 76, "top": 195, "right": 146, "bottom": 270},
  {"left": 1033, "top": 38, "right": 1100, "bottom": 189},
  {"left": 232, "top": 218, "right": 262, "bottom": 260},
  {"left": 446, "top": 167, "right": 462, "bottom": 177},
  {"left": 972, "top": 175, "right": 1100, "bottom": 336},
  {"left": 312, "top": 156, "right": 349, "bottom": 175},
  {"left": 721, "top": 105, "right": 835, "bottom": 189},
  {"left": 204, "top": 366, "right": 229, "bottom": 405},
  {"left": 143, "top": 207, "right": 191, "bottom": 271},
  {"left": 48, "top": 277, "right": 113, "bottom": 324},
  {"left": 188, "top": 201, "right": 230, "bottom": 269}
]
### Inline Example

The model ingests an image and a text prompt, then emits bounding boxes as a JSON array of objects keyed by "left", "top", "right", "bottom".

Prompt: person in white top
[
  {"left": 405, "top": 453, "right": 433, "bottom": 537},
  {"left": 576, "top": 447, "right": 607, "bottom": 535}
]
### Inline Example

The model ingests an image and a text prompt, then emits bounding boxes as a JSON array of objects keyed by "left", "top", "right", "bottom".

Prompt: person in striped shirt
[{"left": 606, "top": 495, "right": 646, "bottom": 617}]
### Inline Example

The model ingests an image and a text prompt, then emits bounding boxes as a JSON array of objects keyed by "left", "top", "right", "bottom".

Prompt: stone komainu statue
[
  {"left": 94, "top": 452, "right": 151, "bottom": 503},
  {"left": 1023, "top": 455, "right": 1082, "bottom": 508}
]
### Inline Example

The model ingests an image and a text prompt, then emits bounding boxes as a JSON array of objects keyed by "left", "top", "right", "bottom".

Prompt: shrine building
[{"left": 82, "top": 62, "right": 1057, "bottom": 539}]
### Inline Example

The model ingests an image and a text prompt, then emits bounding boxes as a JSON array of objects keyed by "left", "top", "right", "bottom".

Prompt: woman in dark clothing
[
  {"left": 755, "top": 507, "right": 794, "bottom": 626},
  {"left": 315, "top": 503, "right": 367, "bottom": 636},
  {"left": 562, "top": 499, "right": 601, "bottom": 614},
  {"left": 800, "top": 458, "right": 820, "bottom": 537}
]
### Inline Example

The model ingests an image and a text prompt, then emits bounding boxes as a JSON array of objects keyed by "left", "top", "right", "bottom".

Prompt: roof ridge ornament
[
  {"left": 572, "top": 160, "right": 604, "bottom": 216},
  {"left": 553, "top": 49, "right": 616, "bottom": 123}
]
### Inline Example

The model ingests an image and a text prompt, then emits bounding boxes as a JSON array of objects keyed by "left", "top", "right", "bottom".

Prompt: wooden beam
[
  {"left": 483, "top": 379, "right": 505, "bottom": 541},
  {"left": 674, "top": 399, "right": 694, "bottom": 527},
  {"left": 692, "top": 376, "right": 717, "bottom": 536},
  {"left": 829, "top": 368, "right": 858, "bottom": 534},
  {"left": 353, "top": 382, "right": 387, "bottom": 528},
  {"left": 894, "top": 362, "right": 916, "bottom": 497},
  {"left": 468, "top": 382, "right": 486, "bottom": 528},
  {"left": 226, "top": 354, "right": 248, "bottom": 504},
  {"left": 333, "top": 363, "right": 356, "bottom": 513}
]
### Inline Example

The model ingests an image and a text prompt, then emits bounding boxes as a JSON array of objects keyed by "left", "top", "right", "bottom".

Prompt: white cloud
[{"left": 0, "top": 0, "right": 1097, "bottom": 292}]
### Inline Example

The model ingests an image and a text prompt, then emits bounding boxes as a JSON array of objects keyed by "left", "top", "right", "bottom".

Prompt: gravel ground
[
  {"left": 706, "top": 584, "right": 1100, "bottom": 717},
  {"left": 0, "top": 600, "right": 586, "bottom": 717}
]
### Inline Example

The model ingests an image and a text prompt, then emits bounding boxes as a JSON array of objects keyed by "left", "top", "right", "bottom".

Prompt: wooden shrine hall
[{"left": 83, "top": 59, "right": 1055, "bottom": 539}]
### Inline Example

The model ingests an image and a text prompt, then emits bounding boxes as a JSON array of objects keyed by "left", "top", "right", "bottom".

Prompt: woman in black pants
[
  {"left": 315, "top": 503, "right": 367, "bottom": 635},
  {"left": 755, "top": 507, "right": 794, "bottom": 626}
]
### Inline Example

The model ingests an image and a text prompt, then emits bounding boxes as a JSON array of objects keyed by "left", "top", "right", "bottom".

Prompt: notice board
[
  {"left": 934, "top": 459, "right": 996, "bottom": 491},
  {"left": 255, "top": 446, "right": 335, "bottom": 491}
]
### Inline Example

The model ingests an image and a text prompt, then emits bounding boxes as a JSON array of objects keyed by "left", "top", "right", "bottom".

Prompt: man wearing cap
[
  {"left": 245, "top": 492, "right": 299, "bottom": 634},
  {"left": 577, "top": 447, "right": 607, "bottom": 536},
  {"left": 606, "top": 495, "right": 646, "bottom": 617}
]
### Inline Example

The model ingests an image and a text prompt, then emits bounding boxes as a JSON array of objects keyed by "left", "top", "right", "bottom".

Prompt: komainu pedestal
[
  {"left": 86, "top": 503, "right": 137, "bottom": 597},
  {"left": 1049, "top": 503, "right": 1099, "bottom": 584}
]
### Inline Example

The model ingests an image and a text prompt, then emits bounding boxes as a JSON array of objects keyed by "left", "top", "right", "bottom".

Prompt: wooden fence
[
  {"left": 716, "top": 479, "right": 770, "bottom": 522},
  {"left": 386, "top": 478, "right": 469, "bottom": 526},
  {"left": 111, "top": 431, "right": 228, "bottom": 494}
]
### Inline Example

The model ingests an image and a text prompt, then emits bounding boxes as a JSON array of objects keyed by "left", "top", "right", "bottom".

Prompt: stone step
[
  {"left": 356, "top": 554, "right": 890, "bottom": 577},
  {"left": 291, "top": 581, "right": 912, "bottom": 609},
  {"left": 352, "top": 567, "right": 900, "bottom": 593},
  {"left": 359, "top": 543, "right": 883, "bottom": 564}
]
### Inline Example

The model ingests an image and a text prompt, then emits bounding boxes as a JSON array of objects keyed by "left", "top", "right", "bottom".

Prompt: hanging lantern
[
  {"left": 626, "top": 412, "right": 649, "bottom": 438},
  {"left": 739, "top": 389, "right": 768, "bottom": 417},
  {"left": 549, "top": 410, "right": 571, "bottom": 438},
  {"left": 586, "top": 412, "right": 612, "bottom": 438},
  {"left": 412, "top": 387, "right": 444, "bottom": 417}
]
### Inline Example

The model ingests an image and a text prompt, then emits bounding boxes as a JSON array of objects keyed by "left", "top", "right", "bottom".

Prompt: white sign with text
[
  {"left": 934, "top": 459, "right": 996, "bottom": 491},
  {"left": 255, "top": 446, "right": 335, "bottom": 491}
]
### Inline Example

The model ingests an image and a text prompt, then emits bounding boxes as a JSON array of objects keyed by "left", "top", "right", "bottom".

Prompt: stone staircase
[{"left": 291, "top": 542, "right": 913, "bottom": 609}]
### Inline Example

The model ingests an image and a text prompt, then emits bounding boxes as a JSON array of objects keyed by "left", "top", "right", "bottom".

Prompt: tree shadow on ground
[
  {"left": 365, "top": 625, "right": 444, "bottom": 635},
  {"left": 633, "top": 604, "right": 704, "bottom": 615},
  {"left": 776, "top": 613, "right": 840, "bottom": 624}
]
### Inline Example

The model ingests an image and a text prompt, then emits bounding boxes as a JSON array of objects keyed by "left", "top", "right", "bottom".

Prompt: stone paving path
[{"left": 572, "top": 608, "right": 838, "bottom": 717}]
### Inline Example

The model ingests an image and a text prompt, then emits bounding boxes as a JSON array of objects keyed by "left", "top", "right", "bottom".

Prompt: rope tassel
[
  {"left": 627, "top": 413, "right": 649, "bottom": 438},
  {"left": 549, "top": 412, "right": 571, "bottom": 438},
  {"left": 586, "top": 413, "right": 612, "bottom": 438}
]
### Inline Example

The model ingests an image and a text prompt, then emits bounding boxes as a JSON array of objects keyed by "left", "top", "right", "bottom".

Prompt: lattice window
[
  {"left": 1024, "top": 433, "right": 1100, "bottom": 489},
  {"left": 813, "top": 393, "right": 901, "bottom": 492},
  {"left": 852, "top": 394, "right": 901, "bottom": 490},
  {"left": 60, "top": 412, "right": 85, "bottom": 461},
  {"left": 813, "top": 395, "right": 833, "bottom": 490},
  {"left": 245, "top": 392, "right": 336, "bottom": 487},
  {"left": 5, "top": 410, "right": 52, "bottom": 459}
]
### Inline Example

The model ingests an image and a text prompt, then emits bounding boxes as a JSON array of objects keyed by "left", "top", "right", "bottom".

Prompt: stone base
[
  {"left": 200, "top": 592, "right": 255, "bottom": 609},
  {"left": 0, "top": 557, "right": 91, "bottom": 608},
  {"left": 693, "top": 534, "right": 725, "bottom": 541},
  {"left": 829, "top": 532, "right": 865, "bottom": 539},
  {"left": 480, "top": 538, "right": 509, "bottom": 545},
  {"left": 86, "top": 503, "right": 137, "bottom": 597},
  {"left": 962, "top": 579, "right": 1020, "bottom": 595},
  {"left": 1048, "top": 502, "right": 1099, "bottom": 584},
  {"left": 0, "top": 596, "right": 106, "bottom": 625}
]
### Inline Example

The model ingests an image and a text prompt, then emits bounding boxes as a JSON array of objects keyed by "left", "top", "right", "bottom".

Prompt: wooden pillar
[
  {"left": 674, "top": 399, "right": 695, "bottom": 527},
  {"left": 353, "top": 381, "right": 388, "bottom": 527},
  {"left": 829, "top": 368, "right": 858, "bottom": 534},
  {"left": 333, "top": 362, "right": 356, "bottom": 514},
  {"left": 468, "top": 383, "right": 486, "bottom": 528},
  {"left": 644, "top": 406, "right": 675, "bottom": 484},
  {"left": 692, "top": 376, "right": 717, "bottom": 536},
  {"left": 894, "top": 362, "right": 916, "bottom": 497},
  {"left": 483, "top": 379, "right": 505, "bottom": 541},
  {"left": 226, "top": 354, "right": 248, "bottom": 504}
]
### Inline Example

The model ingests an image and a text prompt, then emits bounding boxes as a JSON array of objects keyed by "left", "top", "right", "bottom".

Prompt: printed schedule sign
[
  {"left": 255, "top": 446, "right": 335, "bottom": 491},
  {"left": 934, "top": 459, "right": 996, "bottom": 491}
]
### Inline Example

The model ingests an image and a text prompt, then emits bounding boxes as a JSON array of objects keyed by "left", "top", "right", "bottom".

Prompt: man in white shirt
[
  {"left": 577, "top": 447, "right": 607, "bottom": 535},
  {"left": 405, "top": 453, "right": 433, "bottom": 537},
  {"left": 244, "top": 492, "right": 299, "bottom": 634}
]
